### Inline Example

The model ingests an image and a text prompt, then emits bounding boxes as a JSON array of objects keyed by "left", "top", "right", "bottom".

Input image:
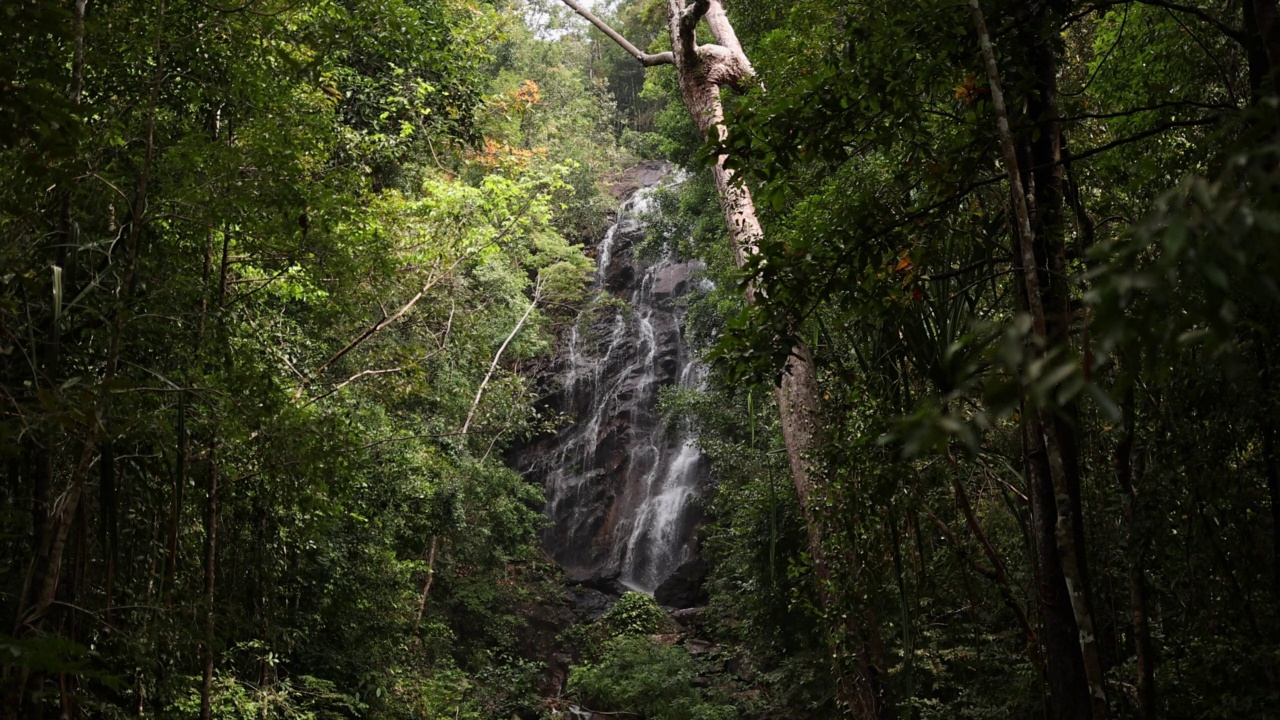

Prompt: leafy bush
[
  {"left": 169, "top": 673, "right": 364, "bottom": 719},
  {"left": 560, "top": 591, "right": 673, "bottom": 663},
  {"left": 567, "top": 636, "right": 735, "bottom": 720},
  {"left": 599, "top": 592, "right": 672, "bottom": 638}
]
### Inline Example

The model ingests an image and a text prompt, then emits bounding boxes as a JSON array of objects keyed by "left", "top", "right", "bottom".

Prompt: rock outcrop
[
  {"left": 514, "top": 165, "right": 710, "bottom": 593},
  {"left": 654, "top": 557, "right": 708, "bottom": 609}
]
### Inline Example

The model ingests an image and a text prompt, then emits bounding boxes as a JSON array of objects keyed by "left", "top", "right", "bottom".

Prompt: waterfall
[{"left": 517, "top": 164, "right": 708, "bottom": 593}]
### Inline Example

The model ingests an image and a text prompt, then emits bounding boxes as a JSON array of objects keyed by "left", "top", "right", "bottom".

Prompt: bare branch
[
  {"left": 292, "top": 272, "right": 440, "bottom": 402},
  {"left": 294, "top": 196, "right": 536, "bottom": 402},
  {"left": 1137, "top": 0, "right": 1246, "bottom": 43},
  {"left": 300, "top": 367, "right": 405, "bottom": 408},
  {"left": 561, "top": 0, "right": 674, "bottom": 66},
  {"left": 1060, "top": 98, "right": 1237, "bottom": 121},
  {"left": 438, "top": 298, "right": 456, "bottom": 351},
  {"left": 1067, "top": 115, "right": 1221, "bottom": 163},
  {"left": 360, "top": 431, "right": 470, "bottom": 450},
  {"left": 460, "top": 278, "right": 543, "bottom": 436}
]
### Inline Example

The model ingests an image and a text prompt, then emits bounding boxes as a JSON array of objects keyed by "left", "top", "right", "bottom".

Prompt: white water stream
[{"left": 529, "top": 175, "right": 708, "bottom": 592}]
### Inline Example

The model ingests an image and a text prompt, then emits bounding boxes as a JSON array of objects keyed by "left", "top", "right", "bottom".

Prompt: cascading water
[{"left": 517, "top": 163, "right": 708, "bottom": 593}]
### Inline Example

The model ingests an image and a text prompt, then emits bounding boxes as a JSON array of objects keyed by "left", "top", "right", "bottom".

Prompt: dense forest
[{"left": 2, "top": 0, "right": 1279, "bottom": 718}]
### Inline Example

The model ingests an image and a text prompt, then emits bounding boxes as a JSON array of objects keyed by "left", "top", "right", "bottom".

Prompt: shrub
[
  {"left": 598, "top": 591, "right": 671, "bottom": 638},
  {"left": 567, "top": 635, "right": 735, "bottom": 720}
]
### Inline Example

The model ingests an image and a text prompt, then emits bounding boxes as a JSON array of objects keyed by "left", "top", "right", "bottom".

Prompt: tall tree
[
  {"left": 559, "top": 1, "right": 891, "bottom": 715},
  {"left": 969, "top": 3, "right": 1106, "bottom": 717}
]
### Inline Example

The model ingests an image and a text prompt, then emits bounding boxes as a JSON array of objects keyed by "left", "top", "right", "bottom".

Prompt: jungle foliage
[
  {"left": 0, "top": 0, "right": 641, "bottom": 717},
  {"left": 6, "top": 0, "right": 1280, "bottom": 719},
  {"left": 639, "top": 1, "right": 1280, "bottom": 719}
]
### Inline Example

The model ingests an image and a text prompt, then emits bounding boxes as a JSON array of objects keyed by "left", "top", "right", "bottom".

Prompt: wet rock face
[{"left": 515, "top": 167, "right": 709, "bottom": 593}]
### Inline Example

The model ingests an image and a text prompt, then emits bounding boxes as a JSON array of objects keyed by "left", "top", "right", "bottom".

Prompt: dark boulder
[
  {"left": 569, "top": 586, "right": 617, "bottom": 621},
  {"left": 653, "top": 557, "right": 708, "bottom": 609},
  {"left": 567, "top": 567, "right": 629, "bottom": 597},
  {"left": 669, "top": 606, "right": 706, "bottom": 628}
]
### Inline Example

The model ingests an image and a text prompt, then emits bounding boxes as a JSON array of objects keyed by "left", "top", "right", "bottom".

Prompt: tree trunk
[
  {"left": 15, "top": 436, "right": 97, "bottom": 634},
  {"left": 951, "top": 474, "right": 1045, "bottom": 673},
  {"left": 1025, "top": 421, "right": 1090, "bottom": 720},
  {"left": 14, "top": 0, "right": 90, "bottom": 653},
  {"left": 1244, "top": 0, "right": 1280, "bottom": 99},
  {"left": 200, "top": 441, "right": 219, "bottom": 720},
  {"left": 663, "top": 3, "right": 894, "bottom": 716},
  {"left": 1023, "top": 7, "right": 1109, "bottom": 717},
  {"left": 1116, "top": 385, "right": 1156, "bottom": 720},
  {"left": 4, "top": 17, "right": 93, "bottom": 720},
  {"left": 968, "top": 2, "right": 1107, "bottom": 718},
  {"left": 414, "top": 537, "right": 440, "bottom": 632},
  {"left": 1264, "top": 381, "right": 1280, "bottom": 603},
  {"left": 164, "top": 392, "right": 188, "bottom": 606},
  {"left": 101, "top": 439, "right": 117, "bottom": 624}
]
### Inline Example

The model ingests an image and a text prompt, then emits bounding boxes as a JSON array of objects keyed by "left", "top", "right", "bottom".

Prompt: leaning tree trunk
[
  {"left": 561, "top": 1, "right": 891, "bottom": 715},
  {"left": 655, "top": 2, "right": 827, "bottom": 538}
]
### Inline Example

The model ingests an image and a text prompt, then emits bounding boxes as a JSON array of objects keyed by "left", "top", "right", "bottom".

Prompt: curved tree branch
[
  {"left": 699, "top": 0, "right": 753, "bottom": 74},
  {"left": 1066, "top": 0, "right": 1247, "bottom": 45},
  {"left": 561, "top": 0, "right": 673, "bottom": 66},
  {"left": 460, "top": 277, "right": 543, "bottom": 436},
  {"left": 679, "top": 0, "right": 709, "bottom": 60},
  {"left": 1137, "top": 0, "right": 1248, "bottom": 43}
]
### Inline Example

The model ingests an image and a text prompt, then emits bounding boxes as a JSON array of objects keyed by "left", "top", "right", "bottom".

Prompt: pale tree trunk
[
  {"left": 562, "top": 2, "right": 891, "bottom": 715},
  {"left": 414, "top": 537, "right": 440, "bottom": 632}
]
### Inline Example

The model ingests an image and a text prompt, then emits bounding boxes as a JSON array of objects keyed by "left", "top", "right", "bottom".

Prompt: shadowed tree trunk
[
  {"left": 1244, "top": 0, "right": 1280, "bottom": 99},
  {"left": 969, "top": 2, "right": 1107, "bottom": 718},
  {"left": 200, "top": 440, "right": 219, "bottom": 720},
  {"left": 1116, "top": 384, "right": 1156, "bottom": 720}
]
